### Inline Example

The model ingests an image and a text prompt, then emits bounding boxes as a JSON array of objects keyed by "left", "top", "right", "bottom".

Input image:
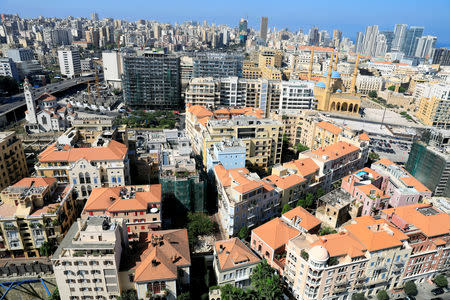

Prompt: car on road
[{"left": 431, "top": 287, "right": 444, "bottom": 296}]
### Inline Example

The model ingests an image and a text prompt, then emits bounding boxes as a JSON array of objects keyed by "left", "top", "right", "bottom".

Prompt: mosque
[{"left": 307, "top": 49, "right": 361, "bottom": 114}]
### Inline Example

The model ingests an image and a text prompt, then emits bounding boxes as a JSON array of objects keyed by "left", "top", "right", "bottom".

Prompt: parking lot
[{"left": 369, "top": 137, "right": 412, "bottom": 163}]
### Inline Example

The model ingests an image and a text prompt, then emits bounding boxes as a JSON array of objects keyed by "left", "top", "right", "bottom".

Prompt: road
[{"left": 0, "top": 76, "right": 96, "bottom": 115}]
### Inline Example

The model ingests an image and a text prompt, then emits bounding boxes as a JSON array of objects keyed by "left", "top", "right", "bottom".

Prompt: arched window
[
  {"left": 85, "top": 172, "right": 91, "bottom": 184},
  {"left": 81, "top": 186, "right": 87, "bottom": 197},
  {"left": 330, "top": 102, "right": 336, "bottom": 111},
  {"left": 353, "top": 104, "right": 359, "bottom": 113},
  {"left": 341, "top": 102, "right": 348, "bottom": 112},
  {"left": 87, "top": 185, "right": 92, "bottom": 196},
  {"left": 336, "top": 102, "right": 341, "bottom": 111},
  {"left": 349, "top": 103, "right": 354, "bottom": 112},
  {"left": 79, "top": 173, "right": 85, "bottom": 184}
]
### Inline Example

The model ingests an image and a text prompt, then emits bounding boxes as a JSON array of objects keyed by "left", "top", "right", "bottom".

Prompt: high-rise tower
[
  {"left": 24, "top": 78, "right": 37, "bottom": 124},
  {"left": 260, "top": 17, "right": 268, "bottom": 42}
]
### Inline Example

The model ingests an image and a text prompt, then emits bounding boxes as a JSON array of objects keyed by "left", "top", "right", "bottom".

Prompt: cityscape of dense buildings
[{"left": 0, "top": 6, "right": 449, "bottom": 300}]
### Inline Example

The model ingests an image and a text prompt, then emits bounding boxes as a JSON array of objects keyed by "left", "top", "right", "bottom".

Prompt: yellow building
[
  {"left": 242, "top": 61, "right": 262, "bottom": 79},
  {"left": 0, "top": 131, "right": 28, "bottom": 191},
  {"left": 258, "top": 48, "right": 283, "bottom": 68},
  {"left": 186, "top": 105, "right": 284, "bottom": 168},
  {"left": 0, "top": 177, "right": 76, "bottom": 258},
  {"left": 416, "top": 96, "right": 450, "bottom": 128},
  {"left": 261, "top": 66, "right": 282, "bottom": 80},
  {"left": 314, "top": 53, "right": 361, "bottom": 114},
  {"left": 312, "top": 120, "right": 342, "bottom": 150}
]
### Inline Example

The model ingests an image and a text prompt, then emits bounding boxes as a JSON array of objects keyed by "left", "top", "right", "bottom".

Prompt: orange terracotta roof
[
  {"left": 12, "top": 177, "right": 56, "bottom": 188},
  {"left": 383, "top": 203, "right": 450, "bottom": 237},
  {"left": 83, "top": 185, "right": 161, "bottom": 213},
  {"left": 312, "top": 141, "right": 359, "bottom": 160},
  {"left": 399, "top": 176, "right": 431, "bottom": 193},
  {"left": 252, "top": 218, "right": 300, "bottom": 250},
  {"left": 215, "top": 238, "right": 261, "bottom": 271},
  {"left": 374, "top": 158, "right": 395, "bottom": 167},
  {"left": 134, "top": 229, "right": 191, "bottom": 283},
  {"left": 282, "top": 206, "right": 321, "bottom": 231},
  {"left": 214, "top": 165, "right": 249, "bottom": 187},
  {"left": 370, "top": 60, "right": 408, "bottom": 66},
  {"left": 198, "top": 116, "right": 210, "bottom": 127},
  {"left": 233, "top": 181, "right": 262, "bottom": 194},
  {"left": 38, "top": 140, "right": 127, "bottom": 162},
  {"left": 359, "top": 132, "right": 370, "bottom": 141},
  {"left": 355, "top": 184, "right": 387, "bottom": 198},
  {"left": 312, "top": 231, "right": 366, "bottom": 258},
  {"left": 283, "top": 158, "right": 319, "bottom": 178},
  {"left": 316, "top": 121, "right": 342, "bottom": 135},
  {"left": 37, "top": 93, "right": 56, "bottom": 102},
  {"left": 264, "top": 174, "right": 306, "bottom": 190},
  {"left": 188, "top": 105, "right": 213, "bottom": 118},
  {"left": 345, "top": 216, "right": 408, "bottom": 251}
]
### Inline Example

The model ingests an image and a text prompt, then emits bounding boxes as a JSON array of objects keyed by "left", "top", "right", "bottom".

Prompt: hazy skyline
[{"left": 3, "top": 0, "right": 450, "bottom": 46}]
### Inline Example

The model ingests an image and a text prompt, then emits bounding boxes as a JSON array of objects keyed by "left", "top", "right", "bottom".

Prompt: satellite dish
[{"left": 150, "top": 208, "right": 159, "bottom": 213}]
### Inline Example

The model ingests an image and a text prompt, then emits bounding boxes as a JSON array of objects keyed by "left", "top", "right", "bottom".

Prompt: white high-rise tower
[{"left": 24, "top": 78, "right": 37, "bottom": 124}]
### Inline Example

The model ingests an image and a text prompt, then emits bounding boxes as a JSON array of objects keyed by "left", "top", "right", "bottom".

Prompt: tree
[
  {"left": 220, "top": 284, "right": 245, "bottom": 300},
  {"left": 177, "top": 292, "right": 191, "bottom": 300},
  {"left": 398, "top": 86, "right": 406, "bottom": 93},
  {"left": 319, "top": 226, "right": 337, "bottom": 236},
  {"left": 117, "top": 289, "right": 138, "bottom": 300},
  {"left": 376, "top": 290, "right": 389, "bottom": 300},
  {"left": 250, "top": 260, "right": 283, "bottom": 300},
  {"left": 369, "top": 152, "right": 380, "bottom": 161},
  {"left": 281, "top": 203, "right": 292, "bottom": 214},
  {"left": 403, "top": 281, "right": 418, "bottom": 296},
  {"left": 238, "top": 225, "right": 250, "bottom": 240},
  {"left": 368, "top": 91, "right": 378, "bottom": 99},
  {"left": 305, "top": 193, "right": 314, "bottom": 207},
  {"left": 315, "top": 188, "right": 325, "bottom": 199},
  {"left": 388, "top": 85, "right": 396, "bottom": 91},
  {"left": 187, "top": 212, "right": 215, "bottom": 247},
  {"left": 40, "top": 241, "right": 56, "bottom": 257},
  {"left": 351, "top": 293, "right": 367, "bottom": 300},
  {"left": 0, "top": 75, "right": 19, "bottom": 96},
  {"left": 296, "top": 143, "right": 309, "bottom": 153},
  {"left": 433, "top": 274, "right": 448, "bottom": 287}
]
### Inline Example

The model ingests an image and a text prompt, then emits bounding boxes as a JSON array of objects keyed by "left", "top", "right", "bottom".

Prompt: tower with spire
[{"left": 24, "top": 78, "right": 37, "bottom": 124}]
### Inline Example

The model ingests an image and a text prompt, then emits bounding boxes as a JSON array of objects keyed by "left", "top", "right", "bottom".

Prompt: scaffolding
[{"left": 160, "top": 175, "right": 206, "bottom": 212}]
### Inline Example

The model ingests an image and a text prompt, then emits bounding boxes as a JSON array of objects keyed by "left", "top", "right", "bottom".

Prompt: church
[{"left": 24, "top": 78, "right": 77, "bottom": 133}]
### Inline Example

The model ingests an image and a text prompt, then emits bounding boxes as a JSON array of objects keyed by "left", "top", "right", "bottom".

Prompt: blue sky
[{"left": 3, "top": 0, "right": 450, "bottom": 46}]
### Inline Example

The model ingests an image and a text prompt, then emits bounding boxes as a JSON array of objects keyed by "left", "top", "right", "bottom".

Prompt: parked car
[{"left": 431, "top": 287, "right": 444, "bottom": 296}]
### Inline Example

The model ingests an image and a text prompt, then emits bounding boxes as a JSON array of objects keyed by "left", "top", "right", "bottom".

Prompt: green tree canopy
[
  {"left": 238, "top": 225, "right": 250, "bottom": 240},
  {"left": 404, "top": 280, "right": 418, "bottom": 296},
  {"left": 369, "top": 152, "right": 380, "bottom": 161},
  {"left": 176, "top": 292, "right": 191, "bottom": 300},
  {"left": 351, "top": 293, "right": 367, "bottom": 300},
  {"left": 250, "top": 260, "right": 283, "bottom": 300},
  {"left": 40, "top": 241, "right": 57, "bottom": 257},
  {"left": 368, "top": 90, "right": 377, "bottom": 99},
  {"left": 296, "top": 143, "right": 309, "bottom": 153},
  {"left": 48, "top": 287, "right": 60, "bottom": 300},
  {"left": 388, "top": 85, "right": 396, "bottom": 91},
  {"left": 281, "top": 203, "right": 292, "bottom": 214},
  {"left": 376, "top": 289, "right": 389, "bottom": 300},
  {"left": 0, "top": 75, "right": 19, "bottom": 96},
  {"left": 434, "top": 274, "right": 448, "bottom": 287},
  {"left": 319, "top": 226, "right": 337, "bottom": 236},
  {"left": 117, "top": 289, "right": 138, "bottom": 300},
  {"left": 316, "top": 187, "right": 325, "bottom": 199},
  {"left": 187, "top": 212, "right": 214, "bottom": 237}
]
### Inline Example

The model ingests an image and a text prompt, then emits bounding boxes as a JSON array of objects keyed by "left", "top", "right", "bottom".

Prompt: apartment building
[
  {"left": 0, "top": 131, "right": 28, "bottom": 191},
  {"left": 270, "top": 110, "right": 318, "bottom": 148},
  {"left": 35, "top": 140, "right": 130, "bottom": 199},
  {"left": 206, "top": 138, "right": 246, "bottom": 175},
  {"left": 52, "top": 217, "right": 128, "bottom": 300},
  {"left": 299, "top": 141, "right": 367, "bottom": 189},
  {"left": 381, "top": 204, "right": 450, "bottom": 283},
  {"left": 57, "top": 47, "right": 81, "bottom": 78},
  {"left": 0, "top": 177, "right": 76, "bottom": 258},
  {"left": 285, "top": 215, "right": 412, "bottom": 299},
  {"left": 371, "top": 158, "right": 432, "bottom": 207},
  {"left": 191, "top": 52, "right": 243, "bottom": 78},
  {"left": 214, "top": 164, "right": 280, "bottom": 237},
  {"left": 416, "top": 83, "right": 450, "bottom": 129},
  {"left": 213, "top": 237, "right": 261, "bottom": 288},
  {"left": 355, "top": 75, "right": 384, "bottom": 94},
  {"left": 81, "top": 185, "right": 162, "bottom": 239},
  {"left": 312, "top": 121, "right": 342, "bottom": 150},
  {"left": 0, "top": 58, "right": 19, "bottom": 81},
  {"left": 186, "top": 104, "right": 283, "bottom": 168},
  {"left": 185, "top": 77, "right": 220, "bottom": 107},
  {"left": 185, "top": 77, "right": 313, "bottom": 116},
  {"left": 122, "top": 50, "right": 181, "bottom": 110},
  {"left": 258, "top": 48, "right": 283, "bottom": 68},
  {"left": 251, "top": 206, "right": 320, "bottom": 274}
]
